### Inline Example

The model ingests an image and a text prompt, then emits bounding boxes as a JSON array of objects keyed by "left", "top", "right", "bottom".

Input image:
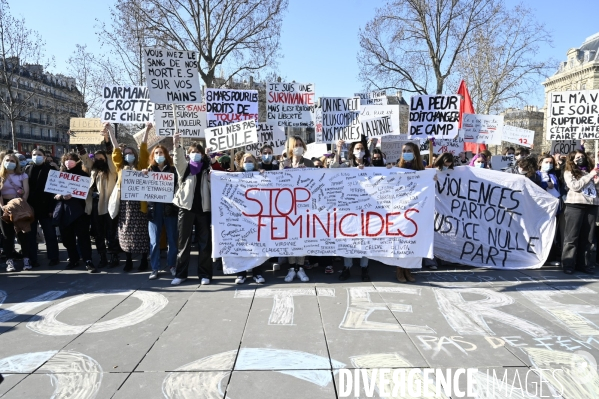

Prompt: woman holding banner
[
  {"left": 258, "top": 145, "right": 278, "bottom": 171},
  {"left": 108, "top": 124, "right": 150, "bottom": 272},
  {"left": 279, "top": 136, "right": 313, "bottom": 282},
  {"left": 468, "top": 154, "right": 488, "bottom": 168},
  {"left": 53, "top": 152, "right": 96, "bottom": 273},
  {"left": 561, "top": 150, "right": 599, "bottom": 274},
  {"left": 146, "top": 145, "right": 178, "bottom": 280},
  {"left": 537, "top": 155, "right": 562, "bottom": 266}
]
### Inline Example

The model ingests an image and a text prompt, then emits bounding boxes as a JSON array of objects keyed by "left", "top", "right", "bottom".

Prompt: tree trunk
[{"left": 10, "top": 118, "right": 16, "bottom": 152}]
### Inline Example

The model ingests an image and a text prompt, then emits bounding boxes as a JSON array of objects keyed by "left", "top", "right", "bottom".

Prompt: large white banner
[
  {"left": 211, "top": 168, "right": 436, "bottom": 260},
  {"left": 206, "top": 88, "right": 259, "bottom": 127},
  {"left": 143, "top": 48, "right": 201, "bottom": 104},
  {"left": 101, "top": 86, "right": 154, "bottom": 123},
  {"left": 267, "top": 82, "right": 315, "bottom": 128},
  {"left": 154, "top": 103, "right": 207, "bottom": 137},
  {"left": 244, "top": 123, "right": 286, "bottom": 157},
  {"left": 434, "top": 167, "right": 559, "bottom": 269},
  {"left": 461, "top": 113, "right": 504, "bottom": 145},
  {"left": 547, "top": 89, "right": 599, "bottom": 140},
  {"left": 408, "top": 95, "right": 460, "bottom": 140}
]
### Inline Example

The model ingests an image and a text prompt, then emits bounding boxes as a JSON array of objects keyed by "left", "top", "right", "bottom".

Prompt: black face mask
[
  {"left": 93, "top": 159, "right": 109, "bottom": 172},
  {"left": 576, "top": 158, "right": 587, "bottom": 167},
  {"left": 372, "top": 160, "right": 384, "bottom": 167}
]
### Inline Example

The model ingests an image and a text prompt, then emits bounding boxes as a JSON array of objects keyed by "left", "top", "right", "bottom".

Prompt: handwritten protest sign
[
  {"left": 547, "top": 89, "right": 599, "bottom": 140},
  {"left": 550, "top": 139, "right": 581, "bottom": 155},
  {"left": 434, "top": 167, "right": 558, "bottom": 269},
  {"left": 211, "top": 168, "right": 435, "bottom": 260},
  {"left": 315, "top": 105, "right": 323, "bottom": 142},
  {"left": 44, "top": 170, "right": 91, "bottom": 200},
  {"left": 120, "top": 170, "right": 174, "bottom": 203},
  {"left": 432, "top": 137, "right": 465, "bottom": 156},
  {"left": 134, "top": 126, "right": 166, "bottom": 148},
  {"left": 502, "top": 125, "right": 535, "bottom": 148},
  {"left": 244, "top": 123, "right": 286, "bottom": 156},
  {"left": 101, "top": 86, "right": 154, "bottom": 123},
  {"left": 206, "top": 88, "right": 259, "bottom": 127},
  {"left": 360, "top": 105, "right": 402, "bottom": 138},
  {"left": 360, "top": 116, "right": 393, "bottom": 139},
  {"left": 143, "top": 48, "right": 201, "bottom": 104},
  {"left": 381, "top": 140, "right": 407, "bottom": 163},
  {"left": 320, "top": 97, "right": 360, "bottom": 143},
  {"left": 267, "top": 82, "right": 315, "bottom": 128},
  {"left": 206, "top": 119, "right": 258, "bottom": 152},
  {"left": 154, "top": 103, "right": 207, "bottom": 137},
  {"left": 461, "top": 114, "right": 504, "bottom": 145},
  {"left": 408, "top": 95, "right": 460, "bottom": 140},
  {"left": 354, "top": 90, "right": 387, "bottom": 105},
  {"left": 69, "top": 118, "right": 104, "bottom": 144},
  {"left": 490, "top": 154, "right": 515, "bottom": 171},
  {"left": 304, "top": 143, "right": 328, "bottom": 160}
]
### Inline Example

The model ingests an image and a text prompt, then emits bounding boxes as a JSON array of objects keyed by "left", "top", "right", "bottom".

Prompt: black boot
[
  {"left": 137, "top": 254, "right": 148, "bottom": 272},
  {"left": 123, "top": 253, "right": 133, "bottom": 272},
  {"left": 98, "top": 252, "right": 108, "bottom": 269},
  {"left": 66, "top": 259, "right": 80, "bottom": 269},
  {"left": 86, "top": 260, "right": 98, "bottom": 273},
  {"left": 361, "top": 266, "right": 371, "bottom": 282},
  {"left": 109, "top": 253, "right": 119, "bottom": 268},
  {"left": 339, "top": 267, "right": 351, "bottom": 281}
]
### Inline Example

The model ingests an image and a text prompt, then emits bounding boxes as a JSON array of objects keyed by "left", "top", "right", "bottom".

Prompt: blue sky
[{"left": 8, "top": 0, "right": 599, "bottom": 108}]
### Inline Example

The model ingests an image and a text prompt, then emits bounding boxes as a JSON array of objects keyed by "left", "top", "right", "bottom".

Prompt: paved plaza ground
[{"left": 1, "top": 246, "right": 599, "bottom": 398}]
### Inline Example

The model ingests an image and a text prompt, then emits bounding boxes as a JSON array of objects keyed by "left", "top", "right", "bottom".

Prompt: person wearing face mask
[
  {"left": 561, "top": 150, "right": 599, "bottom": 274},
  {"left": 434, "top": 153, "right": 454, "bottom": 172},
  {"left": 504, "top": 148, "right": 531, "bottom": 173},
  {"left": 536, "top": 155, "right": 562, "bottom": 267},
  {"left": 53, "top": 152, "right": 96, "bottom": 273},
  {"left": 0, "top": 153, "right": 32, "bottom": 272},
  {"left": 258, "top": 145, "right": 278, "bottom": 171},
  {"left": 170, "top": 132, "right": 219, "bottom": 286},
  {"left": 514, "top": 156, "right": 542, "bottom": 186},
  {"left": 468, "top": 153, "right": 488, "bottom": 168},
  {"left": 108, "top": 123, "right": 150, "bottom": 272},
  {"left": 371, "top": 149, "right": 386, "bottom": 167},
  {"left": 24, "top": 148, "right": 60, "bottom": 267},
  {"left": 279, "top": 136, "right": 313, "bottom": 282},
  {"left": 146, "top": 145, "right": 179, "bottom": 280}
]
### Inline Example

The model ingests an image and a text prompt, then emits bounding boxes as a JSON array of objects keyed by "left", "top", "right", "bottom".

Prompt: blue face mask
[
  {"left": 476, "top": 162, "right": 485, "bottom": 168},
  {"left": 262, "top": 154, "right": 273, "bottom": 163},
  {"left": 3, "top": 161, "right": 16, "bottom": 170},
  {"left": 20, "top": 161, "right": 27, "bottom": 168},
  {"left": 403, "top": 152, "right": 414, "bottom": 162},
  {"left": 34, "top": 155, "right": 44, "bottom": 165},
  {"left": 541, "top": 164, "right": 553, "bottom": 172},
  {"left": 124, "top": 154, "right": 136, "bottom": 164},
  {"left": 244, "top": 163, "right": 255, "bottom": 171},
  {"left": 442, "top": 166, "right": 449, "bottom": 171},
  {"left": 155, "top": 155, "right": 165, "bottom": 164},
  {"left": 191, "top": 153, "right": 202, "bottom": 163}
]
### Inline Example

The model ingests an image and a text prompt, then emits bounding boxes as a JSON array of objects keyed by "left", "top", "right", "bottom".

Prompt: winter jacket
[
  {"left": 2, "top": 198, "right": 34, "bottom": 233},
  {"left": 563, "top": 171, "right": 599, "bottom": 206},
  {"left": 172, "top": 146, "right": 211, "bottom": 212},
  {"left": 81, "top": 153, "right": 117, "bottom": 216},
  {"left": 25, "top": 163, "right": 57, "bottom": 219},
  {"left": 112, "top": 143, "right": 149, "bottom": 213}
]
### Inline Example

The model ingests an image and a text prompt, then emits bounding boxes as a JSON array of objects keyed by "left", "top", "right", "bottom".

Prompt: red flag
[{"left": 457, "top": 80, "right": 486, "bottom": 152}]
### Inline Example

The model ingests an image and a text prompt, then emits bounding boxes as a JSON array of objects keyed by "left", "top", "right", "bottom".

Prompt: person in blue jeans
[{"left": 147, "top": 145, "right": 178, "bottom": 280}]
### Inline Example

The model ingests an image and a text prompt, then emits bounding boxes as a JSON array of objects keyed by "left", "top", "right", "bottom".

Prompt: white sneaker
[
  {"left": 272, "top": 263, "right": 280, "bottom": 271},
  {"left": 235, "top": 275, "right": 246, "bottom": 284},
  {"left": 170, "top": 267, "right": 176, "bottom": 277},
  {"left": 23, "top": 259, "right": 32, "bottom": 271},
  {"left": 253, "top": 275, "right": 265, "bottom": 284},
  {"left": 6, "top": 259, "right": 16, "bottom": 272},
  {"left": 171, "top": 277, "right": 185, "bottom": 285},
  {"left": 201, "top": 278, "right": 210, "bottom": 285},
  {"left": 284, "top": 268, "right": 296, "bottom": 282},
  {"left": 297, "top": 267, "right": 309, "bottom": 282}
]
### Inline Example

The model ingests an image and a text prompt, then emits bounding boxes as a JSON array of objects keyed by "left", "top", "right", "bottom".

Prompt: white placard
[
  {"left": 44, "top": 170, "right": 91, "bottom": 200},
  {"left": 360, "top": 115, "right": 394, "bottom": 140},
  {"left": 547, "top": 89, "right": 599, "bottom": 140},
  {"left": 320, "top": 97, "right": 361, "bottom": 143},
  {"left": 304, "top": 143, "right": 329, "bottom": 160},
  {"left": 502, "top": 125, "right": 535, "bottom": 148},
  {"left": 101, "top": 86, "right": 154, "bottom": 123},
  {"left": 154, "top": 103, "right": 207, "bottom": 137},
  {"left": 461, "top": 114, "right": 504, "bottom": 145},
  {"left": 120, "top": 170, "right": 175, "bottom": 203},
  {"left": 205, "top": 119, "right": 258, "bottom": 152},
  {"left": 211, "top": 168, "right": 435, "bottom": 259},
  {"left": 205, "top": 88, "right": 259, "bottom": 128},
  {"left": 408, "top": 95, "right": 460, "bottom": 139},
  {"left": 434, "top": 167, "right": 559, "bottom": 269},
  {"left": 490, "top": 154, "right": 515, "bottom": 171},
  {"left": 315, "top": 105, "right": 323, "bottom": 142},
  {"left": 244, "top": 123, "right": 286, "bottom": 157},
  {"left": 360, "top": 105, "right": 402, "bottom": 138},
  {"left": 550, "top": 140, "right": 581, "bottom": 155},
  {"left": 267, "top": 82, "right": 315, "bottom": 128},
  {"left": 354, "top": 90, "right": 388, "bottom": 105},
  {"left": 143, "top": 48, "right": 201, "bottom": 104}
]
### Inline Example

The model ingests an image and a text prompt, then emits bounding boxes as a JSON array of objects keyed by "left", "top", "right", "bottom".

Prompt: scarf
[{"left": 189, "top": 160, "right": 203, "bottom": 176}]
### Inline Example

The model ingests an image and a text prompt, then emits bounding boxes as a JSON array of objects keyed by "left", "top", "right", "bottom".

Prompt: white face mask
[
  {"left": 293, "top": 147, "right": 304, "bottom": 157},
  {"left": 33, "top": 155, "right": 44, "bottom": 165},
  {"left": 124, "top": 154, "right": 136, "bottom": 164},
  {"left": 354, "top": 150, "right": 365, "bottom": 159}
]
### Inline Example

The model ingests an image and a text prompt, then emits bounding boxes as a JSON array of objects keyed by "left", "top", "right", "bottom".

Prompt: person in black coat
[{"left": 25, "top": 148, "right": 60, "bottom": 267}]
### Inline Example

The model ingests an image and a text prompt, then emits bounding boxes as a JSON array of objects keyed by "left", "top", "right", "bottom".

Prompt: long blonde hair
[
  {"left": 0, "top": 153, "right": 23, "bottom": 191},
  {"left": 237, "top": 153, "right": 259, "bottom": 172},
  {"left": 284, "top": 136, "right": 307, "bottom": 158}
]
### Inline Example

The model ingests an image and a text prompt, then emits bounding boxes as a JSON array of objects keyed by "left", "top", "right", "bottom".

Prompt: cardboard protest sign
[
  {"left": 205, "top": 88, "right": 259, "bottom": 127},
  {"left": 133, "top": 126, "right": 166, "bottom": 148},
  {"left": 360, "top": 105, "right": 402, "bottom": 138},
  {"left": 550, "top": 139, "right": 581, "bottom": 155},
  {"left": 211, "top": 168, "right": 435, "bottom": 260},
  {"left": 461, "top": 114, "right": 504, "bottom": 145},
  {"left": 154, "top": 103, "right": 207, "bottom": 137},
  {"left": 547, "top": 89, "right": 599, "bottom": 140},
  {"left": 434, "top": 167, "right": 558, "bottom": 269},
  {"left": 206, "top": 119, "right": 258, "bottom": 152},
  {"left": 408, "top": 95, "right": 460, "bottom": 140},
  {"left": 120, "top": 170, "right": 175, "bottom": 203},
  {"left": 320, "top": 97, "right": 360, "bottom": 143},
  {"left": 244, "top": 123, "right": 286, "bottom": 157},
  {"left": 304, "top": 143, "right": 328, "bottom": 160},
  {"left": 69, "top": 118, "right": 104, "bottom": 144},
  {"left": 502, "top": 125, "right": 535, "bottom": 148},
  {"left": 381, "top": 140, "right": 406, "bottom": 164},
  {"left": 101, "top": 86, "right": 154, "bottom": 123},
  {"left": 490, "top": 154, "right": 515, "bottom": 171},
  {"left": 354, "top": 90, "right": 388, "bottom": 105},
  {"left": 267, "top": 82, "right": 315, "bottom": 128},
  {"left": 143, "top": 48, "right": 201, "bottom": 104},
  {"left": 44, "top": 170, "right": 91, "bottom": 200}
]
